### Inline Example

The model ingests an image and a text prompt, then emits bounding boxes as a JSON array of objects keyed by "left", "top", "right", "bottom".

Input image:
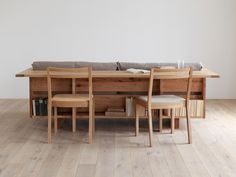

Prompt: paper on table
[{"left": 126, "top": 68, "right": 150, "bottom": 74}]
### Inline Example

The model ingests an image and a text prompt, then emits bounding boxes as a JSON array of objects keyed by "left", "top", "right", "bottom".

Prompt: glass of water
[{"left": 177, "top": 60, "right": 185, "bottom": 68}]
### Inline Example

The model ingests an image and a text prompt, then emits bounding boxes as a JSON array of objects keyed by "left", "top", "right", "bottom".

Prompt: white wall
[{"left": 0, "top": 0, "right": 236, "bottom": 99}]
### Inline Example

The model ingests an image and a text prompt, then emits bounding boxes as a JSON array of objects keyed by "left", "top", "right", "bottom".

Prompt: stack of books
[
  {"left": 32, "top": 98, "right": 48, "bottom": 116},
  {"left": 174, "top": 100, "right": 204, "bottom": 118},
  {"left": 105, "top": 108, "right": 126, "bottom": 117}
]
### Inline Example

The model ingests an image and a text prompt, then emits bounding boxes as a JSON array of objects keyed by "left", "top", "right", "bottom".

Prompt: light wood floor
[{"left": 0, "top": 99, "right": 236, "bottom": 177}]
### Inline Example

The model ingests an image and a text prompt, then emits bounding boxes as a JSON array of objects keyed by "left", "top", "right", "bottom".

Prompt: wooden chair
[
  {"left": 47, "top": 67, "right": 95, "bottom": 144},
  {"left": 135, "top": 67, "right": 193, "bottom": 147}
]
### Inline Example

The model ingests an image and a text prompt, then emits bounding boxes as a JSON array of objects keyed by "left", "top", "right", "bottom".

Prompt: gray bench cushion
[
  {"left": 32, "top": 61, "right": 76, "bottom": 70},
  {"left": 117, "top": 62, "right": 159, "bottom": 71},
  {"left": 75, "top": 62, "right": 117, "bottom": 71},
  {"left": 184, "top": 62, "right": 203, "bottom": 71},
  {"left": 32, "top": 61, "right": 203, "bottom": 71},
  {"left": 118, "top": 62, "right": 202, "bottom": 71},
  {"left": 32, "top": 61, "right": 117, "bottom": 71}
]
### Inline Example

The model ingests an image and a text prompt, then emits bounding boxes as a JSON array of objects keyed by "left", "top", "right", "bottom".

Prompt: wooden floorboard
[{"left": 0, "top": 99, "right": 236, "bottom": 177}]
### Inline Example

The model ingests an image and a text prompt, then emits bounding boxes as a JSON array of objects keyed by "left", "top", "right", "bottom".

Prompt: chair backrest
[
  {"left": 47, "top": 67, "right": 93, "bottom": 103},
  {"left": 148, "top": 67, "right": 193, "bottom": 106}
]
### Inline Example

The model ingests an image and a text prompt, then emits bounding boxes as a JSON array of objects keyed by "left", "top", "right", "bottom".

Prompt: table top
[{"left": 15, "top": 68, "right": 220, "bottom": 78}]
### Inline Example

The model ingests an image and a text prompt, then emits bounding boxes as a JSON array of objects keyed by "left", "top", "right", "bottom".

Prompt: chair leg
[
  {"left": 148, "top": 108, "right": 153, "bottom": 147},
  {"left": 88, "top": 101, "right": 93, "bottom": 144},
  {"left": 159, "top": 109, "right": 163, "bottom": 133},
  {"left": 186, "top": 105, "right": 192, "bottom": 144},
  {"left": 92, "top": 101, "right": 95, "bottom": 135},
  {"left": 72, "top": 107, "right": 76, "bottom": 132},
  {"left": 171, "top": 109, "right": 175, "bottom": 134},
  {"left": 54, "top": 107, "right": 58, "bottom": 133},
  {"left": 48, "top": 106, "right": 52, "bottom": 144},
  {"left": 135, "top": 104, "right": 139, "bottom": 136}
]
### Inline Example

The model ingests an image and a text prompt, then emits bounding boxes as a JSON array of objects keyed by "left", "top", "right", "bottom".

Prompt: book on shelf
[
  {"left": 107, "top": 108, "right": 125, "bottom": 112},
  {"left": 32, "top": 97, "right": 48, "bottom": 116},
  {"left": 126, "top": 97, "right": 135, "bottom": 117},
  {"left": 38, "top": 98, "right": 44, "bottom": 116},
  {"left": 105, "top": 111, "right": 126, "bottom": 117},
  {"left": 105, "top": 107, "right": 126, "bottom": 117},
  {"left": 35, "top": 99, "right": 40, "bottom": 116},
  {"left": 43, "top": 98, "right": 48, "bottom": 115},
  {"left": 32, "top": 99, "right": 36, "bottom": 116}
]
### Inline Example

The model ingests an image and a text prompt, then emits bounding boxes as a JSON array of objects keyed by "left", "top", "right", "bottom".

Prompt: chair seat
[
  {"left": 137, "top": 95, "right": 185, "bottom": 108},
  {"left": 52, "top": 94, "right": 92, "bottom": 107}
]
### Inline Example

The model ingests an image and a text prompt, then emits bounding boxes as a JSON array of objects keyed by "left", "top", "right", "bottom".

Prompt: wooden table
[
  {"left": 16, "top": 68, "right": 219, "bottom": 78},
  {"left": 16, "top": 68, "right": 219, "bottom": 128}
]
